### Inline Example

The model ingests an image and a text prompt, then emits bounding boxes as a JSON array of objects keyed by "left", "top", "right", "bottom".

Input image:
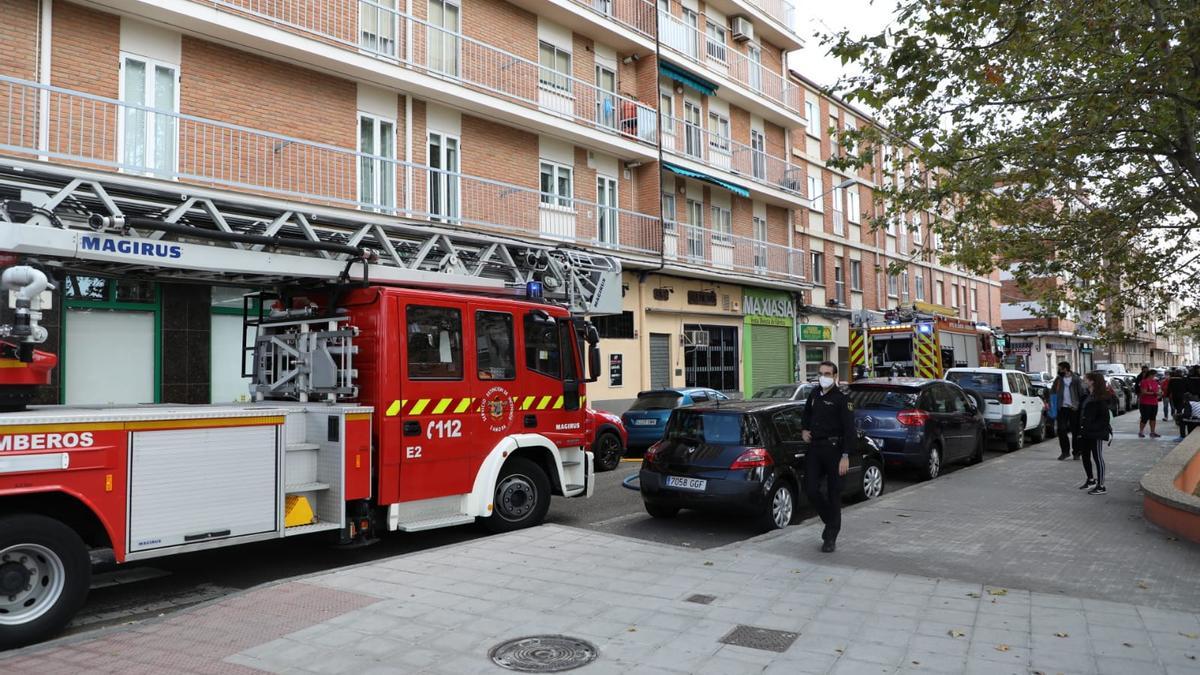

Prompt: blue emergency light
[
  {"left": 917, "top": 322, "right": 934, "bottom": 335},
  {"left": 525, "top": 281, "right": 544, "bottom": 299}
]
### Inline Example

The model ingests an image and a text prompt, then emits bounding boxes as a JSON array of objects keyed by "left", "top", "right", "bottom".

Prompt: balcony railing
[
  {"left": 0, "top": 76, "right": 660, "bottom": 257},
  {"left": 657, "top": 11, "right": 800, "bottom": 115},
  {"left": 198, "top": 0, "right": 657, "bottom": 147},
  {"left": 747, "top": 0, "right": 796, "bottom": 34},
  {"left": 569, "top": 0, "right": 657, "bottom": 38},
  {"left": 664, "top": 219, "right": 803, "bottom": 282},
  {"left": 661, "top": 113, "right": 803, "bottom": 198}
]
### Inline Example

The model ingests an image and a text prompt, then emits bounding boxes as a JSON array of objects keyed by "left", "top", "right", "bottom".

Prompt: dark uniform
[{"left": 801, "top": 385, "right": 857, "bottom": 548}]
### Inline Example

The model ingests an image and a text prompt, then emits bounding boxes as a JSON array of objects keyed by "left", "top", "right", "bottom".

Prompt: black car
[
  {"left": 639, "top": 400, "right": 885, "bottom": 532},
  {"left": 849, "top": 378, "right": 985, "bottom": 480}
]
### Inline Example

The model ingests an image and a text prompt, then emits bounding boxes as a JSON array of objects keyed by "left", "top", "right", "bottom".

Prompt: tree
[{"left": 823, "top": 0, "right": 1200, "bottom": 338}]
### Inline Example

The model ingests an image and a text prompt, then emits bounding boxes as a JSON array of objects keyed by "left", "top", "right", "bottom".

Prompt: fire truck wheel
[
  {"left": 593, "top": 432, "right": 624, "bottom": 472},
  {"left": 0, "top": 514, "right": 92, "bottom": 649},
  {"left": 481, "top": 457, "right": 552, "bottom": 533}
]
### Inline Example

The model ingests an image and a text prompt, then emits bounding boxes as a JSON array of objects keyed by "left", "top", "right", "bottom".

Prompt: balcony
[
  {"left": 501, "top": 0, "right": 657, "bottom": 52},
  {"left": 0, "top": 76, "right": 661, "bottom": 260},
  {"left": 663, "top": 219, "right": 804, "bottom": 284},
  {"left": 660, "top": 112, "right": 804, "bottom": 205},
  {"left": 657, "top": 11, "right": 802, "bottom": 124},
  {"left": 92, "top": 0, "right": 657, "bottom": 157}
]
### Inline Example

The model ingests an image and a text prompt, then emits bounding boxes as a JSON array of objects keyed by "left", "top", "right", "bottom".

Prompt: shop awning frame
[
  {"left": 663, "top": 162, "right": 751, "bottom": 198},
  {"left": 659, "top": 62, "right": 719, "bottom": 97}
]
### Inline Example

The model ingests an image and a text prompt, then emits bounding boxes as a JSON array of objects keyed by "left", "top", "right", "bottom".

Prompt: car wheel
[
  {"left": 644, "top": 502, "right": 679, "bottom": 519},
  {"left": 1007, "top": 418, "right": 1026, "bottom": 451},
  {"left": 968, "top": 430, "right": 985, "bottom": 464},
  {"left": 1028, "top": 416, "right": 1046, "bottom": 443},
  {"left": 480, "top": 457, "right": 551, "bottom": 533},
  {"left": 592, "top": 431, "right": 624, "bottom": 472},
  {"left": 0, "top": 514, "right": 92, "bottom": 650},
  {"left": 757, "top": 479, "right": 796, "bottom": 532},
  {"left": 922, "top": 444, "right": 942, "bottom": 481},
  {"left": 860, "top": 461, "right": 885, "bottom": 500}
]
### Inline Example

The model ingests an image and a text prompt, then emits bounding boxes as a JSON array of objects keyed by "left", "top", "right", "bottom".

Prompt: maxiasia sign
[{"left": 743, "top": 295, "right": 794, "bottom": 318}]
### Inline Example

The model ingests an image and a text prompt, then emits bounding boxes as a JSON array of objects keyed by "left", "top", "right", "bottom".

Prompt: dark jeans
[
  {"left": 1081, "top": 438, "right": 1106, "bottom": 485},
  {"left": 1057, "top": 407, "right": 1079, "bottom": 456},
  {"left": 804, "top": 442, "right": 844, "bottom": 543},
  {"left": 1163, "top": 399, "right": 1172, "bottom": 419}
]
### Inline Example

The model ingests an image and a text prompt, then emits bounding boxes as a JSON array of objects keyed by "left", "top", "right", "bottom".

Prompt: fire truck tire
[
  {"left": 0, "top": 514, "right": 91, "bottom": 650},
  {"left": 481, "top": 457, "right": 552, "bottom": 533}
]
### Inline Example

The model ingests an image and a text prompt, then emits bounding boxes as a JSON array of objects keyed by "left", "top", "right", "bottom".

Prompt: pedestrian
[
  {"left": 1167, "top": 368, "right": 1189, "bottom": 440},
  {"left": 800, "top": 360, "right": 856, "bottom": 553},
  {"left": 1135, "top": 365, "right": 1150, "bottom": 386},
  {"left": 1078, "top": 372, "right": 1112, "bottom": 495},
  {"left": 1162, "top": 370, "right": 1174, "bottom": 421},
  {"left": 1137, "top": 370, "right": 1162, "bottom": 438},
  {"left": 1188, "top": 365, "right": 1200, "bottom": 398},
  {"left": 1051, "top": 361, "right": 1085, "bottom": 461}
]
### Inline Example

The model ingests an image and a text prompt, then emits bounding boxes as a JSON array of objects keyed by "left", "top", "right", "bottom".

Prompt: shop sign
[
  {"left": 1047, "top": 342, "right": 1071, "bottom": 351},
  {"left": 1008, "top": 342, "right": 1033, "bottom": 356},
  {"left": 799, "top": 324, "right": 833, "bottom": 341},
  {"left": 609, "top": 354, "right": 622, "bottom": 387},
  {"left": 743, "top": 292, "right": 794, "bottom": 322}
]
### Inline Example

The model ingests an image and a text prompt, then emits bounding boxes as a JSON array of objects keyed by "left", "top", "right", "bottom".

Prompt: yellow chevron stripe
[
  {"left": 410, "top": 399, "right": 430, "bottom": 415},
  {"left": 581, "top": 395, "right": 586, "bottom": 404},
  {"left": 552, "top": 395, "right": 564, "bottom": 409},
  {"left": 386, "top": 400, "right": 401, "bottom": 417},
  {"left": 537, "top": 395, "right": 552, "bottom": 410},
  {"left": 454, "top": 398, "right": 474, "bottom": 414},
  {"left": 522, "top": 396, "right": 536, "bottom": 410},
  {"left": 432, "top": 398, "right": 452, "bottom": 415}
]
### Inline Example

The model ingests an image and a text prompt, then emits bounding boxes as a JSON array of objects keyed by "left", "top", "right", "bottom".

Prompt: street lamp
[{"left": 810, "top": 177, "right": 857, "bottom": 202}]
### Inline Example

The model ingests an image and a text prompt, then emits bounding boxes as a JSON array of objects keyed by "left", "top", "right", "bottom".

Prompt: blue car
[
  {"left": 621, "top": 388, "right": 729, "bottom": 450},
  {"left": 847, "top": 378, "right": 985, "bottom": 481}
]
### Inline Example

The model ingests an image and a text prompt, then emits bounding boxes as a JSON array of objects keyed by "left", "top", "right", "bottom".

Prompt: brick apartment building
[{"left": 0, "top": 0, "right": 999, "bottom": 411}]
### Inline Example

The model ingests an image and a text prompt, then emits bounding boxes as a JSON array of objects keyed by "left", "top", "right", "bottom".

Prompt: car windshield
[
  {"left": 753, "top": 385, "right": 799, "bottom": 399},
  {"left": 664, "top": 411, "right": 761, "bottom": 445},
  {"left": 848, "top": 387, "right": 920, "bottom": 410},
  {"left": 628, "top": 392, "right": 683, "bottom": 411},
  {"left": 946, "top": 372, "right": 1003, "bottom": 392}
]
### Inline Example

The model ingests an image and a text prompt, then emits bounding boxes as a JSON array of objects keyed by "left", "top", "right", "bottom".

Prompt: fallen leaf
[
  {"left": 995, "top": 644, "right": 1010, "bottom": 652},
  {"left": 1180, "top": 632, "right": 1198, "bottom": 639},
  {"left": 1123, "top": 642, "right": 1134, "bottom": 648},
  {"left": 897, "top": 513, "right": 911, "bottom": 518},
  {"left": 1054, "top": 632, "right": 1069, "bottom": 638},
  {"left": 988, "top": 588, "right": 1008, "bottom": 596},
  {"left": 911, "top": 661, "right": 920, "bottom": 666},
  {"left": 825, "top": 577, "right": 834, "bottom": 583},
  {"left": 790, "top": 569, "right": 803, "bottom": 574},
  {"left": 881, "top": 520, "right": 892, "bottom": 524},
  {"left": 1137, "top": 581, "right": 1150, "bottom": 589},
  {"left": 966, "top": 592, "right": 981, "bottom": 598},
  {"left": 948, "top": 629, "right": 966, "bottom": 638},
  {"left": 1187, "top": 655, "right": 1196, "bottom": 660},
  {"left": 834, "top": 648, "right": 844, "bottom": 654},
  {"left": 703, "top": 561, "right": 714, "bottom": 566},
  {"left": 627, "top": 627, "right": 637, "bottom": 632}
]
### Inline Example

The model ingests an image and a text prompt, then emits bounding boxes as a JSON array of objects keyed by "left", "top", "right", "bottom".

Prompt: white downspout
[
  {"left": 37, "top": 0, "right": 52, "bottom": 158},
  {"left": 404, "top": 93, "right": 413, "bottom": 214}
]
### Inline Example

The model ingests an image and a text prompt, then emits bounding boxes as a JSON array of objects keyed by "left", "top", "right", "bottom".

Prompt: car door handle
[
  {"left": 524, "top": 414, "right": 538, "bottom": 428},
  {"left": 403, "top": 421, "right": 421, "bottom": 436}
]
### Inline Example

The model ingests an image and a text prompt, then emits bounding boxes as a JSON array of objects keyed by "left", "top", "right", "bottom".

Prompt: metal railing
[
  {"left": 0, "top": 76, "right": 661, "bottom": 257},
  {"left": 657, "top": 11, "right": 800, "bottom": 115},
  {"left": 202, "top": 0, "right": 657, "bottom": 146},
  {"left": 664, "top": 219, "right": 803, "bottom": 281},
  {"left": 570, "top": 0, "right": 657, "bottom": 38},
  {"left": 660, "top": 113, "right": 803, "bottom": 197},
  {"left": 747, "top": 0, "right": 796, "bottom": 34}
]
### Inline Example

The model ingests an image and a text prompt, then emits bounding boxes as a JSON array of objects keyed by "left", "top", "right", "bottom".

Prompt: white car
[{"left": 944, "top": 368, "right": 1046, "bottom": 451}]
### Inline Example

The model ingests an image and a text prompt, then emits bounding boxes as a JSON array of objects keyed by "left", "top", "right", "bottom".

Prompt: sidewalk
[{"left": 3, "top": 415, "right": 1199, "bottom": 675}]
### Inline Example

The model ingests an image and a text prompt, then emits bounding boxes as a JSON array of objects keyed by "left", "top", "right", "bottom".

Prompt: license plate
[
  {"left": 665, "top": 476, "right": 706, "bottom": 491},
  {"left": 634, "top": 419, "right": 658, "bottom": 426}
]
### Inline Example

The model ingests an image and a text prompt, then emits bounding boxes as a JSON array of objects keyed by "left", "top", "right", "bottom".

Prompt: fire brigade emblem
[{"left": 480, "top": 386, "right": 514, "bottom": 432}]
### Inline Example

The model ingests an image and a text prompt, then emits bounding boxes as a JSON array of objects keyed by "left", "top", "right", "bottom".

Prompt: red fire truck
[{"left": 0, "top": 162, "right": 622, "bottom": 647}]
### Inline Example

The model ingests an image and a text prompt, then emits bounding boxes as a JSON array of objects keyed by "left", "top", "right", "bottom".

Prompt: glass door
[
  {"left": 427, "top": 0, "right": 460, "bottom": 76},
  {"left": 596, "top": 176, "right": 618, "bottom": 246}
]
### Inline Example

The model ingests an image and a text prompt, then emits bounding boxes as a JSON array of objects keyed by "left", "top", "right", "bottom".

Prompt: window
[
  {"left": 850, "top": 260, "right": 862, "bottom": 291},
  {"left": 915, "top": 271, "right": 925, "bottom": 300},
  {"left": 597, "top": 175, "right": 618, "bottom": 244},
  {"left": 846, "top": 186, "right": 860, "bottom": 224},
  {"left": 844, "top": 119, "right": 857, "bottom": 156},
  {"left": 662, "top": 193, "right": 677, "bottom": 233},
  {"left": 935, "top": 281, "right": 944, "bottom": 305},
  {"left": 428, "top": 132, "right": 459, "bottom": 221},
  {"left": 360, "top": 0, "right": 398, "bottom": 56},
  {"left": 476, "top": 311, "right": 515, "bottom": 380},
  {"left": 684, "top": 101, "right": 703, "bottom": 158},
  {"left": 524, "top": 312, "right": 562, "bottom": 379},
  {"left": 810, "top": 251, "right": 824, "bottom": 284},
  {"left": 660, "top": 91, "right": 674, "bottom": 134},
  {"left": 832, "top": 185, "right": 845, "bottom": 235},
  {"left": 952, "top": 284, "right": 960, "bottom": 307},
  {"left": 683, "top": 324, "right": 739, "bottom": 392},
  {"left": 539, "top": 41, "right": 571, "bottom": 91},
  {"left": 427, "top": 0, "right": 460, "bottom": 75},
  {"left": 834, "top": 258, "right": 846, "bottom": 303},
  {"left": 752, "top": 216, "right": 767, "bottom": 270},
  {"left": 750, "top": 129, "right": 766, "bottom": 180},
  {"left": 888, "top": 272, "right": 899, "bottom": 298},
  {"left": 406, "top": 305, "right": 463, "bottom": 380},
  {"left": 686, "top": 199, "right": 704, "bottom": 259},
  {"left": 120, "top": 54, "right": 178, "bottom": 177},
  {"left": 707, "top": 112, "right": 730, "bottom": 153},
  {"left": 359, "top": 114, "right": 396, "bottom": 211},
  {"left": 971, "top": 287, "right": 979, "bottom": 312},
  {"left": 804, "top": 99, "right": 818, "bottom": 138},
  {"left": 682, "top": 8, "right": 700, "bottom": 58},
  {"left": 710, "top": 205, "right": 732, "bottom": 244},
  {"left": 806, "top": 174, "right": 823, "bottom": 211},
  {"left": 595, "top": 65, "right": 617, "bottom": 129},
  {"left": 593, "top": 311, "right": 635, "bottom": 339},
  {"left": 901, "top": 270, "right": 909, "bottom": 300},
  {"left": 539, "top": 161, "right": 573, "bottom": 208},
  {"left": 747, "top": 43, "right": 762, "bottom": 91},
  {"left": 912, "top": 213, "right": 923, "bottom": 244},
  {"left": 705, "top": 20, "right": 727, "bottom": 63}
]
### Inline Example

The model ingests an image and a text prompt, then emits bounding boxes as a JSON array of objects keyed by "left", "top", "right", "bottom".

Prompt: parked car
[
  {"left": 1104, "top": 376, "right": 1132, "bottom": 416},
  {"left": 751, "top": 382, "right": 817, "bottom": 401},
  {"left": 639, "top": 400, "right": 885, "bottom": 531},
  {"left": 944, "top": 368, "right": 1046, "bottom": 450},
  {"left": 1028, "top": 371, "right": 1054, "bottom": 386},
  {"left": 848, "top": 378, "right": 985, "bottom": 480},
  {"left": 1115, "top": 374, "right": 1139, "bottom": 410},
  {"left": 1029, "top": 381, "right": 1055, "bottom": 437},
  {"left": 586, "top": 407, "right": 628, "bottom": 472},
  {"left": 621, "top": 388, "right": 730, "bottom": 451}
]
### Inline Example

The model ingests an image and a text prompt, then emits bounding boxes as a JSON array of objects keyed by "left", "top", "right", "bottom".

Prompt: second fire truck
[{"left": 849, "top": 308, "right": 1001, "bottom": 380}]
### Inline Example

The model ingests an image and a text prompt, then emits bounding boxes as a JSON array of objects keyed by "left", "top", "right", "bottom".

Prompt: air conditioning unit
[
  {"left": 731, "top": 16, "right": 754, "bottom": 42},
  {"left": 827, "top": 298, "right": 842, "bottom": 307},
  {"left": 683, "top": 329, "right": 710, "bottom": 347}
]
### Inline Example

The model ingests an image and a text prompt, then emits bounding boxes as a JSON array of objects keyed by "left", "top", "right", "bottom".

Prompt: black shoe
[
  {"left": 1078, "top": 480, "right": 1096, "bottom": 490},
  {"left": 1057, "top": 454, "right": 1069, "bottom": 461},
  {"left": 1088, "top": 485, "right": 1107, "bottom": 495},
  {"left": 1073, "top": 455, "right": 1081, "bottom": 460},
  {"left": 821, "top": 541, "right": 836, "bottom": 553}
]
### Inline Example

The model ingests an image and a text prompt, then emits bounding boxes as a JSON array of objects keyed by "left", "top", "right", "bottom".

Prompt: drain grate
[
  {"left": 685, "top": 594, "right": 717, "bottom": 605},
  {"left": 718, "top": 625, "right": 799, "bottom": 653},
  {"left": 489, "top": 635, "right": 599, "bottom": 672}
]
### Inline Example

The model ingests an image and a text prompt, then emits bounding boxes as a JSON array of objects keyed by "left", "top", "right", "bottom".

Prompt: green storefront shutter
[{"left": 751, "top": 324, "right": 791, "bottom": 392}]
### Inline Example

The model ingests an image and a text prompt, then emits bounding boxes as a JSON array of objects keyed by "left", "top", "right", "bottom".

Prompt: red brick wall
[
  {"left": 461, "top": 112, "right": 538, "bottom": 235},
  {"left": 46, "top": 1, "right": 118, "bottom": 164},
  {"left": 462, "top": 0, "right": 537, "bottom": 62},
  {"left": 0, "top": 0, "right": 38, "bottom": 80}
]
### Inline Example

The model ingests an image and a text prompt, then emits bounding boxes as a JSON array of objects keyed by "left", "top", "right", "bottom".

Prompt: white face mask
[{"left": 819, "top": 376, "right": 835, "bottom": 389}]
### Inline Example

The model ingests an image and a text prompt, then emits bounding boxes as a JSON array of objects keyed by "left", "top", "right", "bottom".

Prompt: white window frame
[
  {"left": 971, "top": 287, "right": 978, "bottom": 312},
  {"left": 683, "top": 100, "right": 703, "bottom": 158},
  {"left": 850, "top": 260, "right": 862, "bottom": 291},
  {"left": 810, "top": 251, "right": 824, "bottom": 284},
  {"left": 118, "top": 53, "right": 180, "bottom": 179},
  {"left": 358, "top": 113, "right": 397, "bottom": 211},
  {"left": 539, "top": 160, "right": 574, "bottom": 210},
  {"left": 538, "top": 41, "right": 572, "bottom": 92},
  {"left": 887, "top": 271, "right": 899, "bottom": 299},
  {"left": 804, "top": 99, "right": 819, "bottom": 138},
  {"left": 428, "top": 131, "right": 460, "bottom": 221},
  {"left": 843, "top": 119, "right": 857, "bottom": 156},
  {"left": 915, "top": 271, "right": 925, "bottom": 300},
  {"left": 705, "top": 20, "right": 727, "bottom": 63},
  {"left": 710, "top": 204, "right": 732, "bottom": 244},
  {"left": 901, "top": 270, "right": 910, "bottom": 301},
  {"left": 846, "top": 186, "right": 860, "bottom": 224},
  {"left": 807, "top": 174, "right": 823, "bottom": 211},
  {"left": 746, "top": 43, "right": 762, "bottom": 91},
  {"left": 662, "top": 192, "right": 677, "bottom": 233},
  {"left": 360, "top": 0, "right": 399, "bottom": 56},
  {"left": 752, "top": 215, "right": 767, "bottom": 270},
  {"left": 935, "top": 281, "right": 944, "bottom": 306},
  {"left": 660, "top": 89, "right": 675, "bottom": 136},
  {"left": 750, "top": 129, "right": 766, "bottom": 180},
  {"left": 426, "top": 0, "right": 461, "bottom": 75},
  {"left": 596, "top": 174, "right": 619, "bottom": 245},
  {"left": 707, "top": 112, "right": 730, "bottom": 153},
  {"left": 685, "top": 197, "right": 704, "bottom": 259}
]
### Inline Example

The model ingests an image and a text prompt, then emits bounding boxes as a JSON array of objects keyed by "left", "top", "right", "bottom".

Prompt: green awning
[
  {"left": 663, "top": 163, "right": 751, "bottom": 198},
  {"left": 659, "top": 62, "right": 718, "bottom": 97}
]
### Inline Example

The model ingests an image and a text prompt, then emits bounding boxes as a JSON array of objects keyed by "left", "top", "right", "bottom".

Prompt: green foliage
[{"left": 823, "top": 0, "right": 1200, "bottom": 338}]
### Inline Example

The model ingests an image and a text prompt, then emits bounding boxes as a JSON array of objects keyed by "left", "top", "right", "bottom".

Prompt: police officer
[{"left": 801, "top": 360, "right": 856, "bottom": 553}]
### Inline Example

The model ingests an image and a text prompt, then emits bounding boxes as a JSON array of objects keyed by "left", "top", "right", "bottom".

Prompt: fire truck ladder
[{"left": 0, "top": 159, "right": 622, "bottom": 401}]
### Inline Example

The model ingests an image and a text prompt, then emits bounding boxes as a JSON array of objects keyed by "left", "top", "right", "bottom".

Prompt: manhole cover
[
  {"left": 489, "top": 635, "right": 599, "bottom": 672},
  {"left": 718, "top": 625, "right": 799, "bottom": 653},
  {"left": 685, "top": 594, "right": 717, "bottom": 605}
]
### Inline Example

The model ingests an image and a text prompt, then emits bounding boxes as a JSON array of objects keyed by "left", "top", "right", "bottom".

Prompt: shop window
[
  {"left": 64, "top": 276, "right": 156, "bottom": 304},
  {"left": 406, "top": 305, "right": 463, "bottom": 380},
  {"left": 476, "top": 311, "right": 515, "bottom": 380},
  {"left": 684, "top": 324, "right": 738, "bottom": 392}
]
